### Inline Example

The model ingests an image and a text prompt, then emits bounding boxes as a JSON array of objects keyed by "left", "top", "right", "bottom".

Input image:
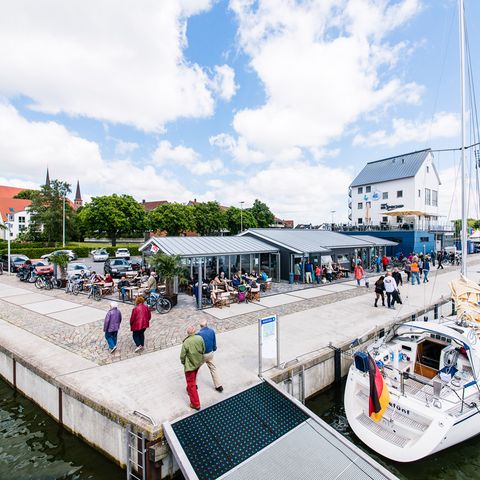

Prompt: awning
[{"left": 383, "top": 208, "right": 429, "bottom": 217}]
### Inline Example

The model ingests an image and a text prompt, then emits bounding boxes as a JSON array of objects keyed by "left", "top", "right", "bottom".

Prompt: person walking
[
  {"left": 180, "top": 325, "right": 205, "bottom": 410},
  {"left": 392, "top": 267, "right": 403, "bottom": 287},
  {"left": 423, "top": 256, "right": 430, "bottom": 283},
  {"left": 411, "top": 257, "right": 421, "bottom": 285},
  {"left": 305, "top": 261, "right": 313, "bottom": 284},
  {"left": 294, "top": 262, "right": 300, "bottom": 283},
  {"left": 129, "top": 296, "right": 151, "bottom": 352},
  {"left": 314, "top": 264, "right": 321, "bottom": 284},
  {"left": 103, "top": 301, "right": 122, "bottom": 353},
  {"left": 376, "top": 255, "right": 381, "bottom": 273},
  {"left": 431, "top": 250, "right": 436, "bottom": 267},
  {"left": 374, "top": 276, "right": 385, "bottom": 307},
  {"left": 383, "top": 272, "right": 398, "bottom": 309},
  {"left": 354, "top": 262, "right": 364, "bottom": 286},
  {"left": 437, "top": 251, "right": 444, "bottom": 269},
  {"left": 404, "top": 260, "right": 412, "bottom": 283},
  {"left": 381, "top": 255, "right": 390, "bottom": 272},
  {"left": 197, "top": 319, "right": 223, "bottom": 392},
  {"left": 326, "top": 262, "right": 333, "bottom": 282}
]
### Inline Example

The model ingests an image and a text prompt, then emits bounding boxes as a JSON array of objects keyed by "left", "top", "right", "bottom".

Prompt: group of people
[
  {"left": 103, "top": 297, "right": 152, "bottom": 353},
  {"left": 294, "top": 261, "right": 345, "bottom": 284},
  {"left": 374, "top": 270, "right": 403, "bottom": 309}
]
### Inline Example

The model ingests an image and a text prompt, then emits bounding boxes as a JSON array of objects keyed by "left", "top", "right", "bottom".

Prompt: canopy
[
  {"left": 450, "top": 275, "right": 480, "bottom": 324},
  {"left": 383, "top": 208, "right": 429, "bottom": 217}
]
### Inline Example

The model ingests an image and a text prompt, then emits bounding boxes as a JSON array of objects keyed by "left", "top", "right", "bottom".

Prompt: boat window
[
  {"left": 401, "top": 345, "right": 412, "bottom": 352},
  {"left": 414, "top": 339, "right": 447, "bottom": 379}
]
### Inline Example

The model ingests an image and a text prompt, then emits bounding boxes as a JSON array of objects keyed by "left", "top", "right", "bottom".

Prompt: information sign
[{"left": 258, "top": 314, "right": 280, "bottom": 375}]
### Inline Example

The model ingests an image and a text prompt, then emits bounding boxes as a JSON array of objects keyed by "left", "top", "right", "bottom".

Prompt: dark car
[
  {"left": 1, "top": 254, "right": 29, "bottom": 272},
  {"left": 104, "top": 258, "right": 133, "bottom": 278},
  {"left": 129, "top": 259, "right": 142, "bottom": 271}
]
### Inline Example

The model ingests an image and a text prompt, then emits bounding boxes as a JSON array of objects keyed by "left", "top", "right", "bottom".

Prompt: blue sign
[
  {"left": 261, "top": 316, "right": 276, "bottom": 325},
  {"left": 372, "top": 191, "right": 380, "bottom": 201}
]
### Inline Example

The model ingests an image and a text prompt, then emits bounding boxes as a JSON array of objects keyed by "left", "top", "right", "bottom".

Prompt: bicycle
[
  {"left": 87, "top": 283, "right": 102, "bottom": 301},
  {"left": 65, "top": 276, "right": 82, "bottom": 295},
  {"left": 145, "top": 291, "right": 172, "bottom": 314}
]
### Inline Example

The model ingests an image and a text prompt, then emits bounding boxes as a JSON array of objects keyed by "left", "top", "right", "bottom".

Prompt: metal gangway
[{"left": 163, "top": 379, "right": 398, "bottom": 480}]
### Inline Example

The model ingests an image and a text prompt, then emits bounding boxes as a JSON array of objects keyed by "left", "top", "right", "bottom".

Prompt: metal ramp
[{"left": 163, "top": 380, "right": 398, "bottom": 480}]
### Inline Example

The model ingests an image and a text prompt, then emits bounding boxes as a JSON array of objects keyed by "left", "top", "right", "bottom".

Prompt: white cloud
[
  {"left": 0, "top": 103, "right": 193, "bottom": 202},
  {"left": 210, "top": 65, "right": 238, "bottom": 101},
  {"left": 152, "top": 140, "right": 225, "bottom": 175},
  {"left": 114, "top": 140, "right": 139, "bottom": 156},
  {"left": 353, "top": 112, "right": 460, "bottom": 147},
  {"left": 210, "top": 133, "right": 268, "bottom": 164},
  {"left": 0, "top": 0, "right": 234, "bottom": 131},
  {"left": 226, "top": 0, "right": 423, "bottom": 157}
]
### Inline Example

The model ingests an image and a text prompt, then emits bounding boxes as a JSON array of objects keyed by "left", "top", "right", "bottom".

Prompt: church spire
[
  {"left": 74, "top": 180, "right": 83, "bottom": 210},
  {"left": 45, "top": 167, "right": 50, "bottom": 187}
]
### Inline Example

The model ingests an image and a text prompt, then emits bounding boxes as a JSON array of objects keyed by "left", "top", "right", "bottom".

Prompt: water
[
  {"left": 0, "top": 378, "right": 124, "bottom": 480},
  {"left": 307, "top": 381, "right": 480, "bottom": 480}
]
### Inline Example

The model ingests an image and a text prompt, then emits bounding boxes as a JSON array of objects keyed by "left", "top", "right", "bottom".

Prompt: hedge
[{"left": 0, "top": 245, "right": 141, "bottom": 259}]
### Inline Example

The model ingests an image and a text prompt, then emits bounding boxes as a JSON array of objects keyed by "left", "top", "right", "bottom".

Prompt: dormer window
[{"left": 427, "top": 166, "right": 430, "bottom": 173}]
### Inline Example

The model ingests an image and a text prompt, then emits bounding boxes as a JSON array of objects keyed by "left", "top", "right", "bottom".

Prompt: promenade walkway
[{"left": 0, "top": 259, "right": 476, "bottom": 436}]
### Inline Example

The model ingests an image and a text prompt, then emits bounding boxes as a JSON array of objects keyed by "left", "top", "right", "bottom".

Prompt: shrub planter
[
  {"left": 165, "top": 293, "right": 178, "bottom": 307},
  {"left": 59, "top": 279, "right": 68, "bottom": 288}
]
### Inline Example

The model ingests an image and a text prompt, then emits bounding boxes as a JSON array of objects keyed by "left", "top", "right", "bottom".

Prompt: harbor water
[
  {"left": 0, "top": 378, "right": 124, "bottom": 480},
  {"left": 307, "top": 380, "right": 480, "bottom": 480}
]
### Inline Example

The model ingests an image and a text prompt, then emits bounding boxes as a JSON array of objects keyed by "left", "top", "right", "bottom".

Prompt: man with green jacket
[{"left": 180, "top": 325, "right": 205, "bottom": 410}]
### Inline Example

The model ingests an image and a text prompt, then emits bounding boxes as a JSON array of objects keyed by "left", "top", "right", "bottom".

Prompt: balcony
[{"left": 336, "top": 222, "right": 454, "bottom": 233}]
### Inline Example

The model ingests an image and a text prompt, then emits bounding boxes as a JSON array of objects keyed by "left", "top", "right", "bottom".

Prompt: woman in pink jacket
[
  {"left": 129, "top": 296, "right": 151, "bottom": 352},
  {"left": 354, "top": 262, "right": 364, "bottom": 287}
]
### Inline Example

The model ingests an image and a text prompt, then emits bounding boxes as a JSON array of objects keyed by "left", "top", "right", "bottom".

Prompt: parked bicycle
[
  {"left": 65, "top": 276, "right": 82, "bottom": 295},
  {"left": 35, "top": 274, "right": 61, "bottom": 290},
  {"left": 145, "top": 291, "right": 172, "bottom": 314},
  {"left": 87, "top": 283, "right": 102, "bottom": 301}
]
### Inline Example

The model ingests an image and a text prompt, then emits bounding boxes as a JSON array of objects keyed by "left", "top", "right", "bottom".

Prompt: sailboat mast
[{"left": 460, "top": 0, "right": 468, "bottom": 276}]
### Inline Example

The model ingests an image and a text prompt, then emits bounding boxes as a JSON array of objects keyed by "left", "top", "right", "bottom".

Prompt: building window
[
  {"left": 426, "top": 166, "right": 430, "bottom": 173},
  {"left": 18, "top": 216, "right": 25, "bottom": 223},
  {"left": 397, "top": 216, "right": 403, "bottom": 223},
  {"left": 366, "top": 186, "right": 371, "bottom": 193},
  {"left": 425, "top": 188, "right": 431, "bottom": 205},
  {"left": 432, "top": 190, "right": 438, "bottom": 207},
  {"left": 382, "top": 217, "right": 388, "bottom": 223},
  {"left": 19, "top": 225, "right": 26, "bottom": 232},
  {"left": 418, "top": 189, "right": 421, "bottom": 198},
  {"left": 366, "top": 201, "right": 371, "bottom": 208},
  {"left": 397, "top": 190, "right": 403, "bottom": 198},
  {"left": 382, "top": 192, "right": 388, "bottom": 199},
  {"left": 357, "top": 187, "right": 363, "bottom": 194},
  {"left": 357, "top": 202, "right": 363, "bottom": 209},
  {"left": 358, "top": 218, "right": 363, "bottom": 224},
  {"left": 380, "top": 204, "right": 387, "bottom": 210},
  {"left": 420, "top": 237, "right": 429, "bottom": 242}
]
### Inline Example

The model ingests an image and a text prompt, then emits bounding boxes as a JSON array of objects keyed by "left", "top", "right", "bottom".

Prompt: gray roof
[
  {"left": 139, "top": 236, "right": 278, "bottom": 257},
  {"left": 350, "top": 149, "right": 437, "bottom": 187},
  {"left": 349, "top": 235, "right": 398, "bottom": 247},
  {"left": 241, "top": 229, "right": 374, "bottom": 253}
]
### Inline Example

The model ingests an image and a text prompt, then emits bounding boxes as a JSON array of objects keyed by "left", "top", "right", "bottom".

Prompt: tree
[
  {"left": 249, "top": 199, "right": 275, "bottom": 228},
  {"left": 14, "top": 189, "right": 37, "bottom": 200},
  {"left": 454, "top": 218, "right": 477, "bottom": 237},
  {"left": 225, "top": 207, "right": 257, "bottom": 235},
  {"left": 27, "top": 180, "right": 74, "bottom": 243},
  {"left": 50, "top": 252, "right": 69, "bottom": 280},
  {"left": 79, "top": 194, "right": 146, "bottom": 246},
  {"left": 148, "top": 203, "right": 195, "bottom": 236},
  {"left": 149, "top": 253, "right": 186, "bottom": 297},
  {"left": 193, "top": 201, "right": 226, "bottom": 236}
]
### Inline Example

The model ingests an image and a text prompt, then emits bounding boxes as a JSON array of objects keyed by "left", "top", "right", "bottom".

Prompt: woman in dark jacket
[
  {"left": 374, "top": 276, "right": 385, "bottom": 307},
  {"left": 130, "top": 296, "right": 151, "bottom": 352}
]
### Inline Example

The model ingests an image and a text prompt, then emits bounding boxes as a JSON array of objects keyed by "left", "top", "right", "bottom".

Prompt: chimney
[{"left": 142, "top": 199, "right": 145, "bottom": 204}]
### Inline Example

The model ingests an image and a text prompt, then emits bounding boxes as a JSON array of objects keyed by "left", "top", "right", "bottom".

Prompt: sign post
[
  {"left": 6, "top": 209, "right": 14, "bottom": 274},
  {"left": 258, "top": 314, "right": 280, "bottom": 376}
]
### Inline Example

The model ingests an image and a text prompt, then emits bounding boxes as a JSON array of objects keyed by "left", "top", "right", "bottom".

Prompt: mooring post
[
  {"left": 334, "top": 347, "right": 341, "bottom": 385},
  {"left": 451, "top": 300, "right": 456, "bottom": 316},
  {"left": 434, "top": 304, "right": 439, "bottom": 320}
]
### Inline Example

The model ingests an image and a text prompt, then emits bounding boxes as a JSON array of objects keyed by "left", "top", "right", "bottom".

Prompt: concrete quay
[{"left": 0, "top": 259, "right": 477, "bottom": 477}]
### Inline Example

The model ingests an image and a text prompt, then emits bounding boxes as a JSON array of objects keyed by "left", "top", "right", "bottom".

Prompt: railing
[{"left": 333, "top": 223, "right": 455, "bottom": 233}]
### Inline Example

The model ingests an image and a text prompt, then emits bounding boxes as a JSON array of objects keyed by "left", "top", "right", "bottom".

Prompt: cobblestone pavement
[{"left": 0, "top": 261, "right": 469, "bottom": 366}]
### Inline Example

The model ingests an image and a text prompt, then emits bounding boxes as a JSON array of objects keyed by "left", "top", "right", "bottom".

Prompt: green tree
[
  {"left": 28, "top": 180, "right": 74, "bottom": 243},
  {"left": 454, "top": 218, "right": 477, "bottom": 237},
  {"left": 79, "top": 194, "right": 146, "bottom": 246},
  {"left": 249, "top": 199, "right": 275, "bottom": 228},
  {"left": 193, "top": 201, "right": 226, "bottom": 236},
  {"left": 14, "top": 189, "right": 37, "bottom": 200},
  {"left": 149, "top": 253, "right": 186, "bottom": 297},
  {"left": 225, "top": 207, "right": 257, "bottom": 235},
  {"left": 148, "top": 203, "right": 195, "bottom": 236}
]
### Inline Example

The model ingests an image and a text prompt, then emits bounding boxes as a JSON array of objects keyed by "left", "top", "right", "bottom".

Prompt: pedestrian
[
  {"left": 383, "top": 272, "right": 398, "bottom": 309},
  {"left": 431, "top": 250, "right": 436, "bottom": 267},
  {"left": 418, "top": 257, "right": 423, "bottom": 276},
  {"left": 129, "top": 296, "right": 151, "bottom": 352},
  {"left": 197, "top": 319, "right": 223, "bottom": 392},
  {"left": 354, "top": 262, "right": 364, "bottom": 286},
  {"left": 180, "top": 325, "right": 205, "bottom": 410},
  {"left": 314, "top": 264, "right": 321, "bottom": 284},
  {"left": 437, "top": 251, "right": 444, "bottom": 269},
  {"left": 103, "top": 301, "right": 122, "bottom": 353},
  {"left": 305, "top": 261, "right": 313, "bottom": 284},
  {"left": 404, "top": 261, "right": 411, "bottom": 283},
  {"left": 294, "top": 263, "right": 300, "bottom": 283},
  {"left": 326, "top": 262, "right": 333, "bottom": 282},
  {"left": 381, "top": 255, "right": 390, "bottom": 272},
  {"left": 374, "top": 276, "right": 385, "bottom": 307},
  {"left": 423, "top": 256, "right": 430, "bottom": 283},
  {"left": 411, "top": 257, "right": 421, "bottom": 285},
  {"left": 375, "top": 255, "right": 381, "bottom": 273},
  {"left": 146, "top": 272, "right": 157, "bottom": 294},
  {"left": 392, "top": 267, "right": 403, "bottom": 287}
]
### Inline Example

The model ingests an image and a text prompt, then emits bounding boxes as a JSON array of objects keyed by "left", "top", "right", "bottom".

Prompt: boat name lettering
[{"left": 389, "top": 402, "right": 410, "bottom": 415}]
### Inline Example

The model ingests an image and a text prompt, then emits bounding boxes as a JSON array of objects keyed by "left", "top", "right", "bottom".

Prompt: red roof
[
  {"left": 0, "top": 185, "right": 32, "bottom": 220},
  {"left": 142, "top": 200, "right": 169, "bottom": 212}
]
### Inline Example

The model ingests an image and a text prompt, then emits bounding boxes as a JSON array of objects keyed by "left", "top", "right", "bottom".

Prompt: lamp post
[
  {"left": 62, "top": 195, "right": 66, "bottom": 247},
  {"left": 330, "top": 210, "right": 336, "bottom": 229},
  {"left": 6, "top": 209, "right": 14, "bottom": 274},
  {"left": 240, "top": 201, "right": 245, "bottom": 232}
]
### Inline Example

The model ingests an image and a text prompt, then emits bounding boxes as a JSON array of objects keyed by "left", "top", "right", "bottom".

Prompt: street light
[
  {"left": 330, "top": 210, "right": 336, "bottom": 228},
  {"left": 62, "top": 194, "right": 66, "bottom": 247},
  {"left": 240, "top": 201, "right": 245, "bottom": 232}
]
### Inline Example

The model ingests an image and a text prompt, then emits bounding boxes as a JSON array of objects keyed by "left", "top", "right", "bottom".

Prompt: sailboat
[{"left": 343, "top": 0, "right": 480, "bottom": 462}]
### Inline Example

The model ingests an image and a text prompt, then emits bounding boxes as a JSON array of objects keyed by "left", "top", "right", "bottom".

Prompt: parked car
[
  {"left": 115, "top": 248, "right": 130, "bottom": 260},
  {"left": 31, "top": 259, "right": 53, "bottom": 275},
  {"left": 104, "top": 258, "right": 133, "bottom": 278},
  {"left": 67, "top": 262, "right": 91, "bottom": 278},
  {"left": 1, "top": 254, "right": 29, "bottom": 272},
  {"left": 41, "top": 249, "right": 77, "bottom": 262},
  {"left": 129, "top": 258, "right": 142, "bottom": 271},
  {"left": 92, "top": 249, "right": 109, "bottom": 262}
]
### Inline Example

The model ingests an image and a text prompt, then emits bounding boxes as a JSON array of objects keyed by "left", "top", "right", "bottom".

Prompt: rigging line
[
  {"left": 447, "top": 150, "right": 460, "bottom": 223},
  {"left": 431, "top": 141, "right": 480, "bottom": 153}
]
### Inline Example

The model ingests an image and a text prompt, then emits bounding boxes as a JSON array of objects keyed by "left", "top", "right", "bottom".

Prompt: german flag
[{"left": 368, "top": 354, "right": 390, "bottom": 422}]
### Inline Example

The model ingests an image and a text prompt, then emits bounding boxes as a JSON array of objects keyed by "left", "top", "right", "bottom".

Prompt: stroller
[{"left": 237, "top": 284, "right": 248, "bottom": 303}]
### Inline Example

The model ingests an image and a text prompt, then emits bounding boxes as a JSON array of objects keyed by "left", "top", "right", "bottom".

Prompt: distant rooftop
[{"left": 350, "top": 149, "right": 439, "bottom": 187}]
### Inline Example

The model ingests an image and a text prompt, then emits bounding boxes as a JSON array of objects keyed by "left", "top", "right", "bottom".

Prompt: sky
[{"left": 0, "top": 0, "right": 479, "bottom": 224}]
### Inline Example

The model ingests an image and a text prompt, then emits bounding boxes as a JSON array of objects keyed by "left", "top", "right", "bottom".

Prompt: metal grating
[
  {"left": 171, "top": 382, "right": 309, "bottom": 480},
  {"left": 356, "top": 413, "right": 410, "bottom": 448}
]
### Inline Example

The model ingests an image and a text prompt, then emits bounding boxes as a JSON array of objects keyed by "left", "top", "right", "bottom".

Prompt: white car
[
  {"left": 67, "top": 262, "right": 91, "bottom": 278},
  {"left": 115, "top": 248, "right": 130, "bottom": 260},
  {"left": 92, "top": 249, "right": 109, "bottom": 262}
]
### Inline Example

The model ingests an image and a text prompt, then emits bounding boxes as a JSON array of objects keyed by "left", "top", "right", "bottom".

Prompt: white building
[
  {"left": 349, "top": 149, "right": 441, "bottom": 228},
  {"left": 0, "top": 186, "right": 33, "bottom": 241}
]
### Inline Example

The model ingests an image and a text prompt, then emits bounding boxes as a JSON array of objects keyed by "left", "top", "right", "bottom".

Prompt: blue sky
[{"left": 0, "top": 0, "right": 478, "bottom": 223}]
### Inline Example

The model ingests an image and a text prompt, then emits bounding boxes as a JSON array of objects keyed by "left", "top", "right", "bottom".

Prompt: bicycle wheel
[
  {"left": 93, "top": 288, "right": 101, "bottom": 301},
  {"left": 45, "top": 279, "right": 53, "bottom": 290},
  {"left": 156, "top": 297, "right": 172, "bottom": 314},
  {"left": 72, "top": 283, "right": 80, "bottom": 295},
  {"left": 35, "top": 277, "right": 45, "bottom": 289}
]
